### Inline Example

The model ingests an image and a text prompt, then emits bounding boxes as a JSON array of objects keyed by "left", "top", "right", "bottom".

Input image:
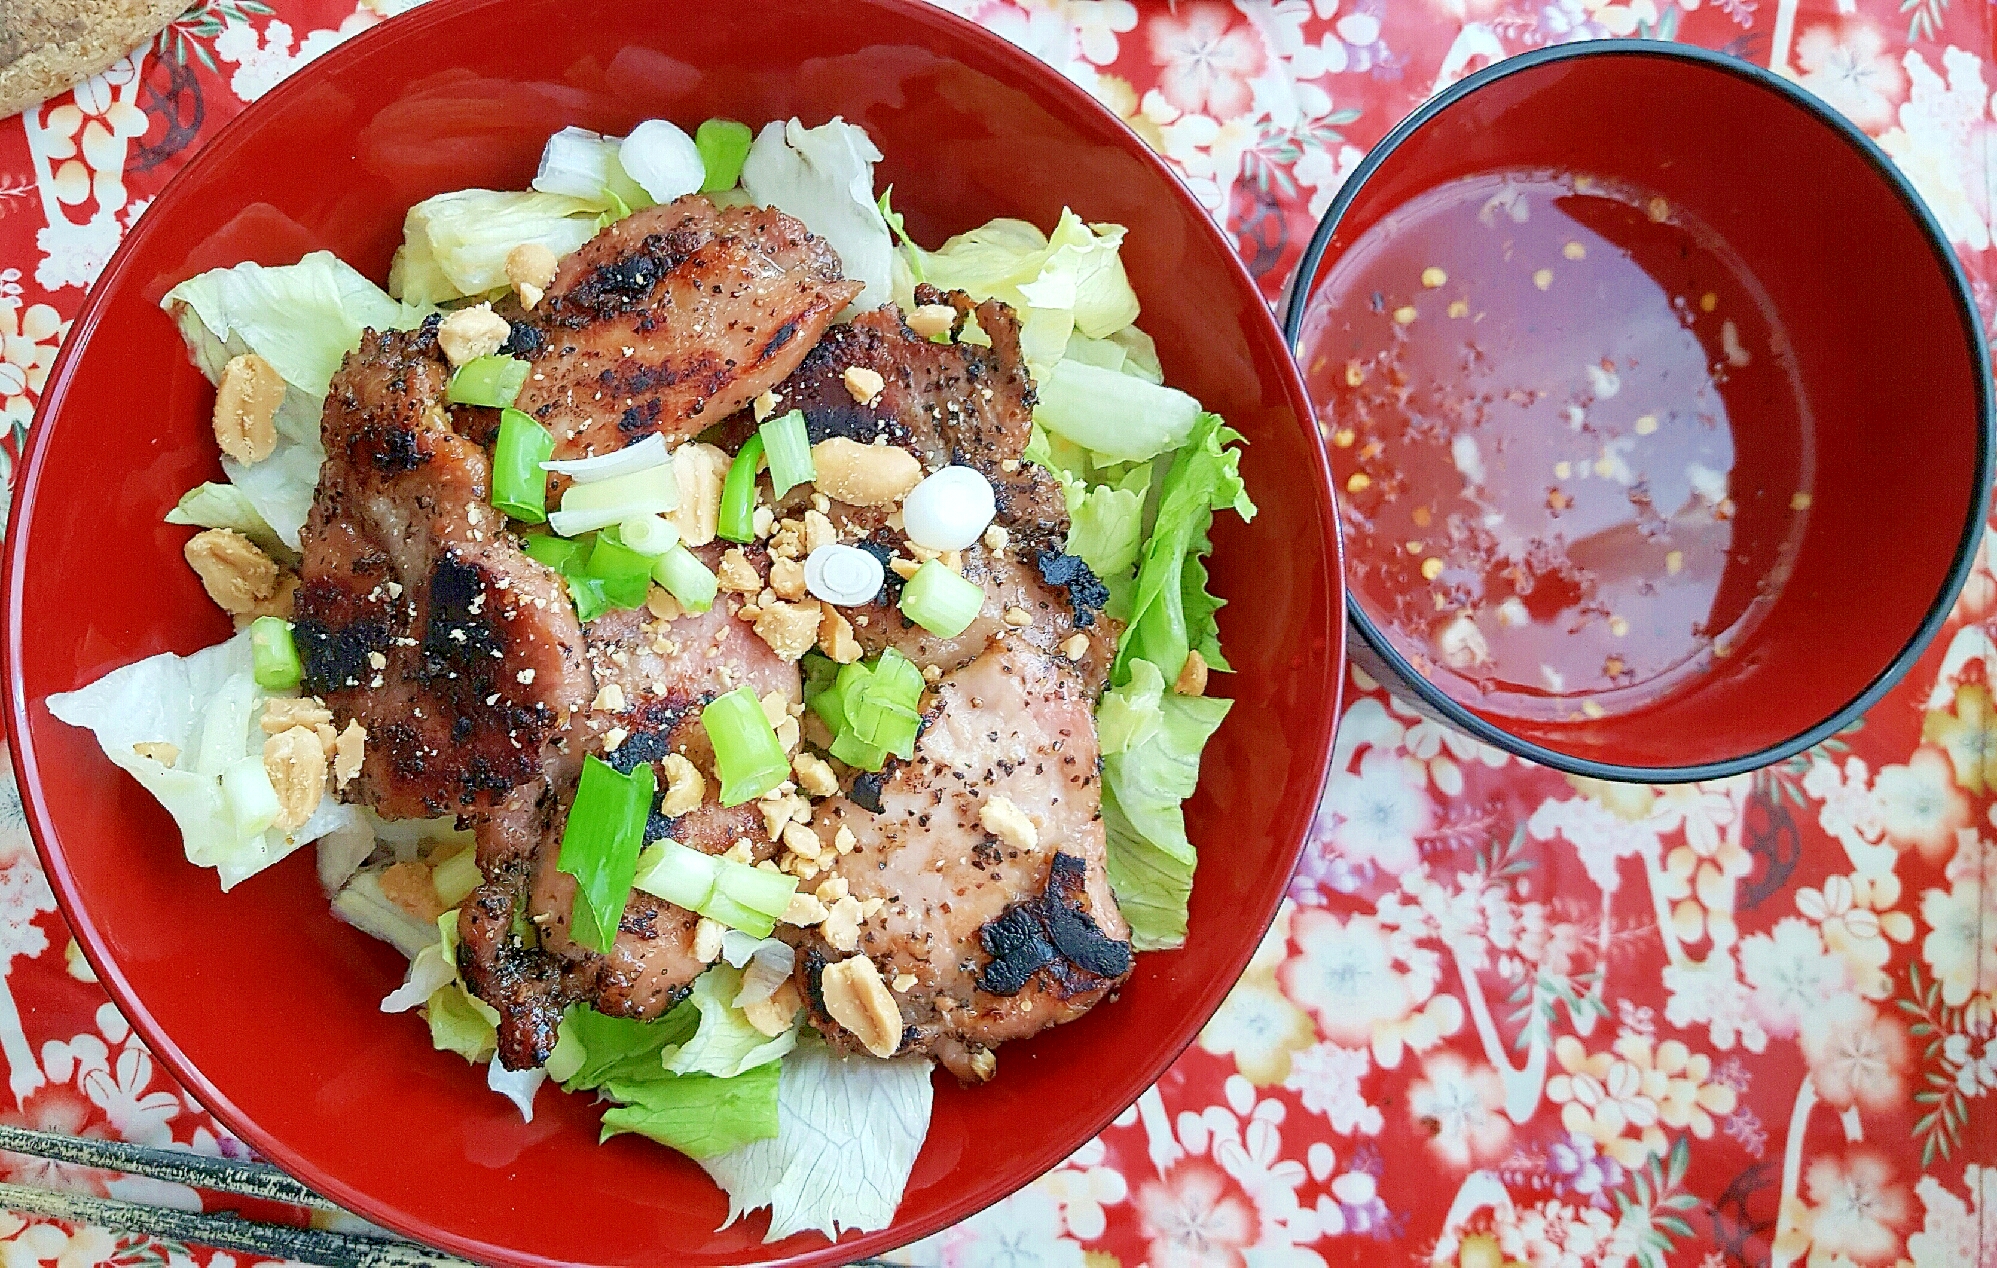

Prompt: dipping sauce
[{"left": 1300, "top": 170, "right": 1812, "bottom": 724}]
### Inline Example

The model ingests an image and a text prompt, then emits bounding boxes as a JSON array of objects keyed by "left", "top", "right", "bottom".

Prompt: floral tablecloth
[{"left": 0, "top": 0, "right": 1989, "bottom": 1265}]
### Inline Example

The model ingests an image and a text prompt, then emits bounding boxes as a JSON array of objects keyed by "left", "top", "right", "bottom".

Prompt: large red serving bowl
[{"left": 1, "top": 0, "right": 1341, "bottom": 1263}]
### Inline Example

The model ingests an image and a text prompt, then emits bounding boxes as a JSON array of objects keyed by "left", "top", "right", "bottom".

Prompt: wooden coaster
[{"left": 0, "top": 0, "right": 187, "bottom": 119}]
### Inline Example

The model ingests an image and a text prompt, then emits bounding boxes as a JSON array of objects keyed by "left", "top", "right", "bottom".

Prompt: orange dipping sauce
[{"left": 1300, "top": 170, "right": 1813, "bottom": 724}]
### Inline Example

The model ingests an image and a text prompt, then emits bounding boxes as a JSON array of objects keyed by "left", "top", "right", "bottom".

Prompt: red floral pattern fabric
[{"left": 0, "top": 1, "right": 1988, "bottom": 1264}]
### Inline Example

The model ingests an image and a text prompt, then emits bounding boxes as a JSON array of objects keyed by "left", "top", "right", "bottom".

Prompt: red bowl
[
  {"left": 1, "top": 0, "right": 1342, "bottom": 1263},
  {"left": 1284, "top": 41, "right": 1992, "bottom": 781}
]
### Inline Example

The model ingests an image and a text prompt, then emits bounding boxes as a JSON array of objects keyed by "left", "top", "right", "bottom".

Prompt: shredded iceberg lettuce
[
  {"left": 164, "top": 483, "right": 290, "bottom": 560},
  {"left": 45, "top": 630, "right": 358, "bottom": 892},
  {"left": 1099, "top": 659, "right": 1232, "bottom": 951},
  {"left": 392, "top": 189, "right": 606, "bottom": 305},
  {"left": 741, "top": 118, "right": 893, "bottom": 311},
  {"left": 329, "top": 868, "right": 436, "bottom": 957},
  {"left": 599, "top": 1063, "right": 781, "bottom": 1159},
  {"left": 219, "top": 386, "right": 324, "bottom": 550},
  {"left": 163, "top": 251, "right": 419, "bottom": 398},
  {"left": 660, "top": 965, "right": 797, "bottom": 1078},
  {"left": 1034, "top": 357, "right": 1201, "bottom": 464},
  {"left": 699, "top": 1039, "right": 933, "bottom": 1243}
]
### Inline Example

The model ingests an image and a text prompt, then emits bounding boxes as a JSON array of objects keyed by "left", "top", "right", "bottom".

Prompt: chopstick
[{"left": 0, "top": 1124, "right": 908, "bottom": 1265}]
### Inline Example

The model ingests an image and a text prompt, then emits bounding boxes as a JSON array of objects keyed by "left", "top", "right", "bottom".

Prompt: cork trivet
[{"left": 0, "top": 0, "right": 187, "bottom": 119}]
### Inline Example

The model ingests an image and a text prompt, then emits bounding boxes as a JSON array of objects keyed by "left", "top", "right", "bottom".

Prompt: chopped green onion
[
  {"left": 557, "top": 755, "right": 657, "bottom": 953},
  {"left": 899, "top": 559, "right": 985, "bottom": 637},
  {"left": 432, "top": 848, "right": 483, "bottom": 907},
  {"left": 631, "top": 838, "right": 798, "bottom": 938},
  {"left": 718, "top": 434, "right": 765, "bottom": 545},
  {"left": 522, "top": 532, "right": 590, "bottom": 573},
  {"left": 550, "top": 463, "right": 681, "bottom": 537},
  {"left": 221, "top": 755, "right": 279, "bottom": 839},
  {"left": 829, "top": 727, "right": 887, "bottom": 772},
  {"left": 445, "top": 355, "right": 529, "bottom": 408},
  {"left": 652, "top": 544, "right": 717, "bottom": 613},
  {"left": 760, "top": 409, "right": 814, "bottom": 499},
  {"left": 249, "top": 617, "right": 302, "bottom": 691},
  {"left": 846, "top": 647, "right": 922, "bottom": 759},
  {"left": 568, "top": 574, "right": 612, "bottom": 622},
  {"left": 696, "top": 119, "right": 754, "bottom": 193},
  {"left": 810, "top": 659, "right": 870, "bottom": 736},
  {"left": 584, "top": 534, "right": 657, "bottom": 609},
  {"left": 702, "top": 686, "right": 790, "bottom": 806},
  {"left": 619, "top": 513, "right": 681, "bottom": 557},
  {"left": 801, "top": 653, "right": 838, "bottom": 715},
  {"left": 494, "top": 408, "right": 555, "bottom": 523}
]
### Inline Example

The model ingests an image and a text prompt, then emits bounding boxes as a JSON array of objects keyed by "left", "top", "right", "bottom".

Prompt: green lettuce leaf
[
  {"left": 661, "top": 965, "right": 797, "bottom": 1078},
  {"left": 698, "top": 1039, "right": 933, "bottom": 1243},
  {"left": 1100, "top": 662, "right": 1232, "bottom": 951},
  {"left": 1034, "top": 357, "right": 1202, "bottom": 464},
  {"left": 163, "top": 251, "right": 419, "bottom": 398},
  {"left": 560, "top": 1003, "right": 697, "bottom": 1092},
  {"left": 425, "top": 982, "right": 500, "bottom": 1062},
  {"left": 599, "top": 1062, "right": 782, "bottom": 1160},
  {"left": 1114, "top": 412, "right": 1255, "bottom": 687},
  {"left": 393, "top": 189, "right": 605, "bottom": 304},
  {"left": 1063, "top": 463, "right": 1150, "bottom": 582},
  {"left": 741, "top": 118, "right": 893, "bottom": 310}
]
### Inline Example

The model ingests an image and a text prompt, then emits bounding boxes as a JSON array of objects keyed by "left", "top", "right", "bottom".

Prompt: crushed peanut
[
  {"left": 782, "top": 822, "right": 823, "bottom": 861},
  {"left": 769, "top": 557, "right": 807, "bottom": 602},
  {"left": 743, "top": 979, "right": 802, "bottom": 1037},
  {"left": 132, "top": 741, "right": 179, "bottom": 766},
  {"left": 814, "top": 875, "right": 850, "bottom": 904},
  {"left": 504, "top": 242, "right": 558, "bottom": 309},
  {"left": 333, "top": 721, "right": 366, "bottom": 788},
  {"left": 781, "top": 891, "right": 829, "bottom": 926},
  {"left": 774, "top": 715, "right": 800, "bottom": 752},
  {"left": 600, "top": 726, "right": 629, "bottom": 753},
  {"left": 667, "top": 443, "right": 730, "bottom": 547},
  {"left": 1061, "top": 633, "right": 1089, "bottom": 661},
  {"left": 818, "top": 606, "right": 862, "bottom": 664},
  {"left": 717, "top": 548, "right": 761, "bottom": 594},
  {"left": 264, "top": 726, "right": 326, "bottom": 831},
  {"left": 905, "top": 304, "right": 957, "bottom": 339},
  {"left": 967, "top": 1048, "right": 997, "bottom": 1081},
  {"left": 809, "top": 438, "right": 921, "bottom": 507},
  {"left": 184, "top": 529, "right": 278, "bottom": 615},
  {"left": 983, "top": 524, "right": 1009, "bottom": 553},
  {"left": 592, "top": 683, "right": 626, "bottom": 713},
  {"left": 978, "top": 795, "right": 1038, "bottom": 853},
  {"left": 261, "top": 695, "right": 332, "bottom": 734},
  {"left": 821, "top": 895, "right": 865, "bottom": 952},
  {"left": 754, "top": 599, "right": 821, "bottom": 661},
  {"left": 693, "top": 917, "right": 726, "bottom": 964},
  {"left": 1175, "top": 649, "right": 1209, "bottom": 696},
  {"left": 891, "top": 973, "right": 917, "bottom": 992},
  {"left": 819, "top": 955, "right": 901, "bottom": 1058},
  {"left": 436, "top": 303, "right": 510, "bottom": 367},
  {"left": 888, "top": 556, "right": 921, "bottom": 581},
  {"left": 1002, "top": 606, "right": 1032, "bottom": 628},
  {"left": 793, "top": 751, "right": 838, "bottom": 797},
  {"left": 645, "top": 585, "right": 684, "bottom": 622},
  {"left": 212, "top": 353, "right": 284, "bottom": 464},
  {"left": 660, "top": 753, "right": 705, "bottom": 816},
  {"left": 753, "top": 389, "right": 783, "bottom": 422},
  {"left": 802, "top": 510, "right": 838, "bottom": 555},
  {"left": 380, "top": 860, "right": 446, "bottom": 921},
  {"left": 842, "top": 365, "right": 886, "bottom": 405}
]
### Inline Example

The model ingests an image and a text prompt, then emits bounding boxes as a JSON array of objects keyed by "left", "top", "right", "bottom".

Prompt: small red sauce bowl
[
  {"left": 1, "top": 0, "right": 1343, "bottom": 1263},
  {"left": 1284, "top": 40, "right": 1993, "bottom": 782}
]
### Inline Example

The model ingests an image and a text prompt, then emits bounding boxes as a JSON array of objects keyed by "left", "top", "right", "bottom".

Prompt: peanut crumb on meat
[
  {"left": 212, "top": 353, "right": 284, "bottom": 464},
  {"left": 380, "top": 860, "right": 444, "bottom": 921},
  {"left": 333, "top": 721, "right": 366, "bottom": 788},
  {"left": 818, "top": 607, "right": 862, "bottom": 664},
  {"left": 1061, "top": 633, "right": 1090, "bottom": 661},
  {"left": 819, "top": 955, "right": 901, "bottom": 1057},
  {"left": 792, "top": 751, "right": 837, "bottom": 797},
  {"left": 436, "top": 303, "right": 510, "bottom": 367},
  {"left": 809, "top": 438, "right": 920, "bottom": 507},
  {"left": 693, "top": 917, "right": 726, "bottom": 964},
  {"left": 261, "top": 695, "right": 332, "bottom": 733},
  {"left": 905, "top": 304, "right": 956, "bottom": 339},
  {"left": 743, "top": 979, "right": 802, "bottom": 1037},
  {"left": 185, "top": 529, "right": 279, "bottom": 616},
  {"left": 841, "top": 365, "right": 886, "bottom": 405},
  {"left": 505, "top": 243, "right": 557, "bottom": 310},
  {"left": 752, "top": 389, "right": 783, "bottom": 422},
  {"left": 781, "top": 891, "right": 829, "bottom": 926},
  {"left": 717, "top": 548, "right": 761, "bottom": 594},
  {"left": 769, "top": 557, "right": 807, "bottom": 601},
  {"left": 659, "top": 753, "right": 705, "bottom": 816},
  {"left": 591, "top": 683, "right": 626, "bottom": 713},
  {"left": 645, "top": 585, "right": 683, "bottom": 621},
  {"left": 754, "top": 598, "right": 820, "bottom": 661},
  {"left": 978, "top": 795, "right": 1039, "bottom": 852}
]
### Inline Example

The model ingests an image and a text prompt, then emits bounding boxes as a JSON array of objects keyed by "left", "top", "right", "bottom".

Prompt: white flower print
[
  {"left": 1407, "top": 1053, "right": 1509, "bottom": 1168},
  {"left": 1905, "top": 1166, "right": 1995, "bottom": 1268},
  {"left": 1034, "top": 1138, "right": 1128, "bottom": 1241},
  {"left": 212, "top": 11, "right": 385, "bottom": 103},
  {"left": 1921, "top": 874, "right": 1996, "bottom": 1008},
  {"left": 36, "top": 62, "right": 148, "bottom": 209},
  {"left": 899, "top": 1184, "right": 1085, "bottom": 1268},
  {"left": 32, "top": 215, "right": 121, "bottom": 293},
  {"left": 1389, "top": 697, "right": 1510, "bottom": 796},
  {"left": 1740, "top": 917, "right": 1850, "bottom": 1039},
  {"left": 1795, "top": 22, "right": 1907, "bottom": 131},
  {"left": 1528, "top": 789, "right": 1663, "bottom": 895},
  {"left": 1877, "top": 47, "right": 1996, "bottom": 251},
  {"left": 1663, "top": 949, "right": 1767, "bottom": 1053},
  {"left": 0, "top": 302, "right": 64, "bottom": 429},
  {"left": 1875, "top": 747, "right": 1969, "bottom": 860},
  {"left": 1801, "top": 754, "right": 1896, "bottom": 877},
  {"left": 1318, "top": 747, "right": 1433, "bottom": 875},
  {"left": 1283, "top": 1042, "right": 1382, "bottom": 1135}
]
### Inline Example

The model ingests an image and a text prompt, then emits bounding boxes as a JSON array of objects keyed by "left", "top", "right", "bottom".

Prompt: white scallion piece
[
  {"left": 549, "top": 465, "right": 682, "bottom": 536},
  {"left": 902, "top": 465, "right": 996, "bottom": 552},
  {"left": 619, "top": 120, "right": 704, "bottom": 205},
  {"left": 533, "top": 126, "right": 622, "bottom": 199},
  {"left": 803, "top": 544, "right": 886, "bottom": 607},
  {"left": 541, "top": 432, "right": 670, "bottom": 484}
]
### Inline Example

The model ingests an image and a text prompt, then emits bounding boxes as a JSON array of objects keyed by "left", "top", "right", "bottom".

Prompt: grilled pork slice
[
  {"left": 460, "top": 593, "right": 803, "bottom": 1069},
  {"left": 294, "top": 324, "right": 591, "bottom": 820},
  {"left": 511, "top": 198, "right": 863, "bottom": 467},
  {"left": 787, "top": 645, "right": 1132, "bottom": 1082}
]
